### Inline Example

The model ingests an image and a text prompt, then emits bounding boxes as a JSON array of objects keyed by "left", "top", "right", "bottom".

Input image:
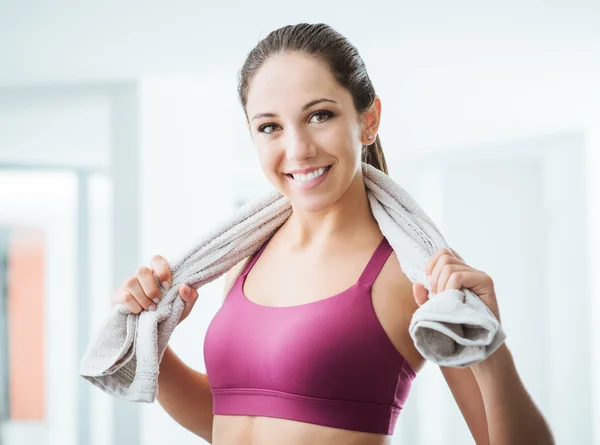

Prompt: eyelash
[{"left": 258, "top": 110, "right": 335, "bottom": 134}]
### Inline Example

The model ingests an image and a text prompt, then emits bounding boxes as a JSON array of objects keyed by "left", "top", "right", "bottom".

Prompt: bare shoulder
[
  {"left": 222, "top": 257, "right": 251, "bottom": 299},
  {"left": 372, "top": 249, "right": 426, "bottom": 373}
]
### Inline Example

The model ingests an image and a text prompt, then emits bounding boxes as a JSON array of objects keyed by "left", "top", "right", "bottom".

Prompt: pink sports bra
[{"left": 203, "top": 236, "right": 417, "bottom": 435}]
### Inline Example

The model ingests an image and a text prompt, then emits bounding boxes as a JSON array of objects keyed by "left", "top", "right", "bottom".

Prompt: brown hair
[{"left": 237, "top": 23, "right": 388, "bottom": 175}]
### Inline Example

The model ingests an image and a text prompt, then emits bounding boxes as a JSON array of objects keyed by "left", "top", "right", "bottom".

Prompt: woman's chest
[
  {"left": 240, "top": 249, "right": 415, "bottom": 359},
  {"left": 205, "top": 248, "right": 422, "bottom": 381}
]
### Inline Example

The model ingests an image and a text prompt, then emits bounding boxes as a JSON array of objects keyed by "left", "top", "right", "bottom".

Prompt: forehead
[{"left": 246, "top": 52, "right": 349, "bottom": 113}]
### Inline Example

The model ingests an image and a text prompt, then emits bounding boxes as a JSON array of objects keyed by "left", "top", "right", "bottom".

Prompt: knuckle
[
  {"left": 150, "top": 254, "right": 166, "bottom": 265},
  {"left": 438, "top": 248, "right": 451, "bottom": 257},
  {"left": 136, "top": 300, "right": 150, "bottom": 310},
  {"left": 136, "top": 266, "right": 150, "bottom": 277},
  {"left": 125, "top": 276, "right": 138, "bottom": 288},
  {"left": 448, "top": 272, "right": 462, "bottom": 287},
  {"left": 148, "top": 285, "right": 161, "bottom": 300},
  {"left": 151, "top": 255, "right": 169, "bottom": 270},
  {"left": 151, "top": 257, "right": 171, "bottom": 279}
]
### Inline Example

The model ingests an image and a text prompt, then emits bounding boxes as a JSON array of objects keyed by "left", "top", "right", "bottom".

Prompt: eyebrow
[{"left": 251, "top": 98, "right": 338, "bottom": 121}]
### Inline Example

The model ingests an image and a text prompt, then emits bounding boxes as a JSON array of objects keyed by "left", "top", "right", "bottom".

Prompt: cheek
[
  {"left": 320, "top": 118, "right": 361, "bottom": 157},
  {"left": 255, "top": 141, "right": 284, "bottom": 178}
]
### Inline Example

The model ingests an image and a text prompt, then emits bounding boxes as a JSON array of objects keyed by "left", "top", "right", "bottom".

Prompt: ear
[{"left": 360, "top": 96, "right": 382, "bottom": 145}]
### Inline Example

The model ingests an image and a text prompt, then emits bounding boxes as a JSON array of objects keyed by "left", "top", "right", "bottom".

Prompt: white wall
[
  {"left": 0, "top": 90, "right": 111, "bottom": 168},
  {"left": 0, "top": 1, "right": 598, "bottom": 84},
  {"left": 137, "top": 76, "right": 237, "bottom": 445},
  {"left": 88, "top": 173, "right": 115, "bottom": 445},
  {"left": 585, "top": 122, "right": 600, "bottom": 445}
]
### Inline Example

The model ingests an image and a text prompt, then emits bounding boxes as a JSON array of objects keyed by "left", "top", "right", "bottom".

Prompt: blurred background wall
[{"left": 0, "top": 1, "right": 599, "bottom": 444}]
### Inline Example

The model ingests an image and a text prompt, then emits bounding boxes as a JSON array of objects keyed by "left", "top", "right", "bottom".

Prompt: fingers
[
  {"left": 111, "top": 255, "right": 173, "bottom": 315},
  {"left": 413, "top": 282, "right": 429, "bottom": 306},
  {"left": 426, "top": 248, "right": 455, "bottom": 275},
  {"left": 179, "top": 284, "right": 198, "bottom": 303},
  {"left": 150, "top": 255, "right": 172, "bottom": 291},
  {"left": 136, "top": 266, "right": 162, "bottom": 305},
  {"left": 428, "top": 249, "right": 464, "bottom": 294},
  {"left": 436, "top": 264, "right": 471, "bottom": 294},
  {"left": 123, "top": 275, "right": 156, "bottom": 312},
  {"left": 178, "top": 284, "right": 199, "bottom": 324},
  {"left": 113, "top": 287, "right": 143, "bottom": 314},
  {"left": 445, "top": 270, "right": 490, "bottom": 293}
]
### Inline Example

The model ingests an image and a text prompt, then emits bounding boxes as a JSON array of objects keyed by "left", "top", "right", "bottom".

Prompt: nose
[{"left": 284, "top": 127, "right": 316, "bottom": 162}]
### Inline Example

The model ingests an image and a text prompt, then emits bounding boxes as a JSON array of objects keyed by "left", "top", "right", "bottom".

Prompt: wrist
[{"left": 471, "top": 342, "right": 513, "bottom": 380}]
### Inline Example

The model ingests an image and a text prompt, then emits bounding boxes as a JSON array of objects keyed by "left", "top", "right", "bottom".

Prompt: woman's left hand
[{"left": 412, "top": 248, "right": 502, "bottom": 323}]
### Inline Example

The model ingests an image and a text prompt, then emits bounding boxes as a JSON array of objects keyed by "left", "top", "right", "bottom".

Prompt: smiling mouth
[{"left": 285, "top": 165, "right": 332, "bottom": 180}]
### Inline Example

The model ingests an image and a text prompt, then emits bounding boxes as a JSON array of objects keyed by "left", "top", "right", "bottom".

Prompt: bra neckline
[
  {"left": 238, "top": 236, "right": 390, "bottom": 309},
  {"left": 239, "top": 273, "right": 367, "bottom": 309}
]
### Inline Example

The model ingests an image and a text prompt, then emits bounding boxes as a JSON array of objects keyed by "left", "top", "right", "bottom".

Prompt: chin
[
  {"left": 291, "top": 196, "right": 337, "bottom": 214},
  {"left": 285, "top": 184, "right": 345, "bottom": 214}
]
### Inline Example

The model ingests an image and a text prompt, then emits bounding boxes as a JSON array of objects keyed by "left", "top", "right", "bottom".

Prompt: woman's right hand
[{"left": 111, "top": 255, "right": 199, "bottom": 325}]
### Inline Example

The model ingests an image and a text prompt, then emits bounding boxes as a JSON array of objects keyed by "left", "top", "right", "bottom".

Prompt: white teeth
[{"left": 291, "top": 167, "right": 327, "bottom": 182}]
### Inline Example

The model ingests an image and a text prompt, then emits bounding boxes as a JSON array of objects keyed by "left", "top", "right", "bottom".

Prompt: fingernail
[
  {"left": 148, "top": 305, "right": 156, "bottom": 311},
  {"left": 162, "top": 281, "right": 169, "bottom": 290},
  {"left": 153, "top": 298, "right": 160, "bottom": 305}
]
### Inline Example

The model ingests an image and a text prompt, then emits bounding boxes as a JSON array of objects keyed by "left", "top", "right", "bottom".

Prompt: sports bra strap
[
  {"left": 358, "top": 237, "right": 393, "bottom": 287},
  {"left": 241, "top": 238, "right": 270, "bottom": 277}
]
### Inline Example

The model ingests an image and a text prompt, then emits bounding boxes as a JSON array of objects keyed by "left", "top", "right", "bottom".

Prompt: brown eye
[
  {"left": 309, "top": 111, "right": 334, "bottom": 123},
  {"left": 259, "top": 124, "right": 280, "bottom": 134}
]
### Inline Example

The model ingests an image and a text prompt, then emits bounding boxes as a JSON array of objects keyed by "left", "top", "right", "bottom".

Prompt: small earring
[{"left": 367, "top": 135, "right": 373, "bottom": 141}]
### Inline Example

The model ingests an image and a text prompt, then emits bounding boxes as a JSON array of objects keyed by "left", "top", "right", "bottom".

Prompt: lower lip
[{"left": 286, "top": 166, "right": 332, "bottom": 189}]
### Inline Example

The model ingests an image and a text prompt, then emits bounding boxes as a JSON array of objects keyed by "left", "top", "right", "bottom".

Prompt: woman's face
[{"left": 245, "top": 52, "right": 367, "bottom": 213}]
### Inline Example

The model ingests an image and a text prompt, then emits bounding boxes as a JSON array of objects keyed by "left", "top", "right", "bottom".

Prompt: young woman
[{"left": 112, "top": 23, "right": 554, "bottom": 445}]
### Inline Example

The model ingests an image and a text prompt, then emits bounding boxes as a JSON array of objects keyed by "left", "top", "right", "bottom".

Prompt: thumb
[
  {"left": 178, "top": 284, "right": 199, "bottom": 322},
  {"left": 413, "top": 282, "right": 429, "bottom": 306}
]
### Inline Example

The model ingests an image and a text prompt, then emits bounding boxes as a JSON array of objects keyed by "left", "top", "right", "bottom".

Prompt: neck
[{"left": 281, "top": 167, "right": 380, "bottom": 251}]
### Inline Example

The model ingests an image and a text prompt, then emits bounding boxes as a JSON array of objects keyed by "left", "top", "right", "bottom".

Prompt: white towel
[{"left": 79, "top": 162, "right": 506, "bottom": 402}]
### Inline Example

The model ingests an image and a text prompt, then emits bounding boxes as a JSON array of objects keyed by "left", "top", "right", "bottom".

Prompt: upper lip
[{"left": 285, "top": 165, "right": 331, "bottom": 175}]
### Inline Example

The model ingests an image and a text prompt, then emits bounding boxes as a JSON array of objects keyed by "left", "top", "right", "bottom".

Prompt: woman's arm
[
  {"left": 441, "top": 345, "right": 554, "bottom": 445},
  {"left": 470, "top": 344, "right": 554, "bottom": 445},
  {"left": 417, "top": 248, "right": 555, "bottom": 445},
  {"left": 157, "top": 347, "right": 214, "bottom": 442},
  {"left": 440, "top": 366, "right": 489, "bottom": 444},
  {"left": 156, "top": 259, "right": 249, "bottom": 443}
]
